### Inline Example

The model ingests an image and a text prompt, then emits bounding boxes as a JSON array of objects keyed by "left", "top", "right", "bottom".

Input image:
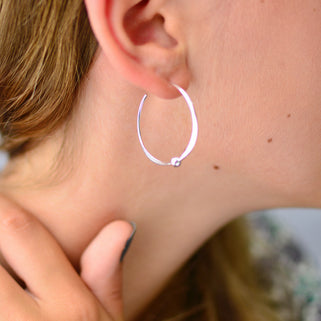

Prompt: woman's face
[{"left": 181, "top": 0, "right": 321, "bottom": 205}]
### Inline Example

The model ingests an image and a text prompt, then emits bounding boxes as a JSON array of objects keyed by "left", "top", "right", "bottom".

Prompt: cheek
[{"left": 193, "top": 1, "right": 321, "bottom": 203}]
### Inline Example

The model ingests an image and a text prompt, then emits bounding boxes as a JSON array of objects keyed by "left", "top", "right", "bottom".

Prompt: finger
[
  {"left": 0, "top": 195, "right": 82, "bottom": 299},
  {"left": 0, "top": 264, "right": 35, "bottom": 319},
  {"left": 80, "top": 220, "right": 136, "bottom": 321}
]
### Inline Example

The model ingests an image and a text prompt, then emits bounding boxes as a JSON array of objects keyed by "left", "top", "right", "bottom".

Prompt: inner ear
[{"left": 124, "top": 0, "right": 177, "bottom": 49}]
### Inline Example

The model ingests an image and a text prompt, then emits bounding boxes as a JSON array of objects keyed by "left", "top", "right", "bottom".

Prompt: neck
[{"left": 0, "top": 53, "right": 282, "bottom": 320}]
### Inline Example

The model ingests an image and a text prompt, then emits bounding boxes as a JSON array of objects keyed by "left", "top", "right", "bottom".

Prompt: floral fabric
[{"left": 248, "top": 212, "right": 321, "bottom": 321}]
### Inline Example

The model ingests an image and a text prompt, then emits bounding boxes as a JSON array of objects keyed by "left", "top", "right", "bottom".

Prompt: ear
[{"left": 84, "top": 0, "right": 190, "bottom": 98}]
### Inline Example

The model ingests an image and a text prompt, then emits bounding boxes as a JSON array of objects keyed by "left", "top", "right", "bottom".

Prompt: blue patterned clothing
[{"left": 248, "top": 213, "right": 321, "bottom": 321}]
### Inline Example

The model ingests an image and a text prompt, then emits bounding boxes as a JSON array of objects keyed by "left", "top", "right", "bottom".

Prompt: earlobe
[{"left": 84, "top": 0, "right": 190, "bottom": 98}]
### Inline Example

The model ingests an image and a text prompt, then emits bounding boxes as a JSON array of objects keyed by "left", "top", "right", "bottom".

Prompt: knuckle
[
  {"left": 0, "top": 207, "right": 34, "bottom": 234},
  {"left": 108, "top": 287, "right": 123, "bottom": 303}
]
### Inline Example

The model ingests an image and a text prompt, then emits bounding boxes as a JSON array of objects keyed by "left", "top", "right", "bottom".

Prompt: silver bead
[{"left": 171, "top": 157, "right": 181, "bottom": 167}]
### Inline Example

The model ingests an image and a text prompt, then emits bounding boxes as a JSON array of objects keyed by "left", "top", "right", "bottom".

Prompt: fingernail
[{"left": 120, "top": 221, "right": 136, "bottom": 262}]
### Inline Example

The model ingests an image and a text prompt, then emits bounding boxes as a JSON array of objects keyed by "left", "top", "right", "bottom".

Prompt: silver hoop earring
[{"left": 137, "top": 84, "right": 198, "bottom": 168}]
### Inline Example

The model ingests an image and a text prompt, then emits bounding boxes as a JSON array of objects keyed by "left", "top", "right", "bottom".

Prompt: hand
[{"left": 0, "top": 195, "right": 135, "bottom": 321}]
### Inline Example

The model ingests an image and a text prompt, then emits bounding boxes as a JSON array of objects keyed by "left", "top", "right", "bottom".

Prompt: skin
[
  {"left": 0, "top": 196, "right": 132, "bottom": 320},
  {"left": 0, "top": 0, "right": 321, "bottom": 319}
]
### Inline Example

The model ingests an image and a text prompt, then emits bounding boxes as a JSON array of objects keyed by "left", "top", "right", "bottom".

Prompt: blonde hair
[
  {"left": 0, "top": 1, "right": 286, "bottom": 320},
  {"left": 0, "top": 0, "right": 97, "bottom": 156},
  {"left": 138, "top": 218, "right": 285, "bottom": 321}
]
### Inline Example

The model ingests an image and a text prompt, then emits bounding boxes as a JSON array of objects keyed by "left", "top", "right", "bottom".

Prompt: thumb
[{"left": 80, "top": 220, "right": 136, "bottom": 320}]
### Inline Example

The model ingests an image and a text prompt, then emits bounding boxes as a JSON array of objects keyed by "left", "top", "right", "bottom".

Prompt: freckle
[
  {"left": 313, "top": 8, "right": 317, "bottom": 12},
  {"left": 267, "top": 138, "right": 273, "bottom": 143},
  {"left": 213, "top": 165, "right": 220, "bottom": 170},
  {"left": 260, "top": 0, "right": 264, "bottom": 3},
  {"left": 287, "top": 114, "right": 291, "bottom": 118}
]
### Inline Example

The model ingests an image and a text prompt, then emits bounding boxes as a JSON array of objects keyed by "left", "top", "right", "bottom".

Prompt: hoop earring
[{"left": 137, "top": 84, "right": 198, "bottom": 168}]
